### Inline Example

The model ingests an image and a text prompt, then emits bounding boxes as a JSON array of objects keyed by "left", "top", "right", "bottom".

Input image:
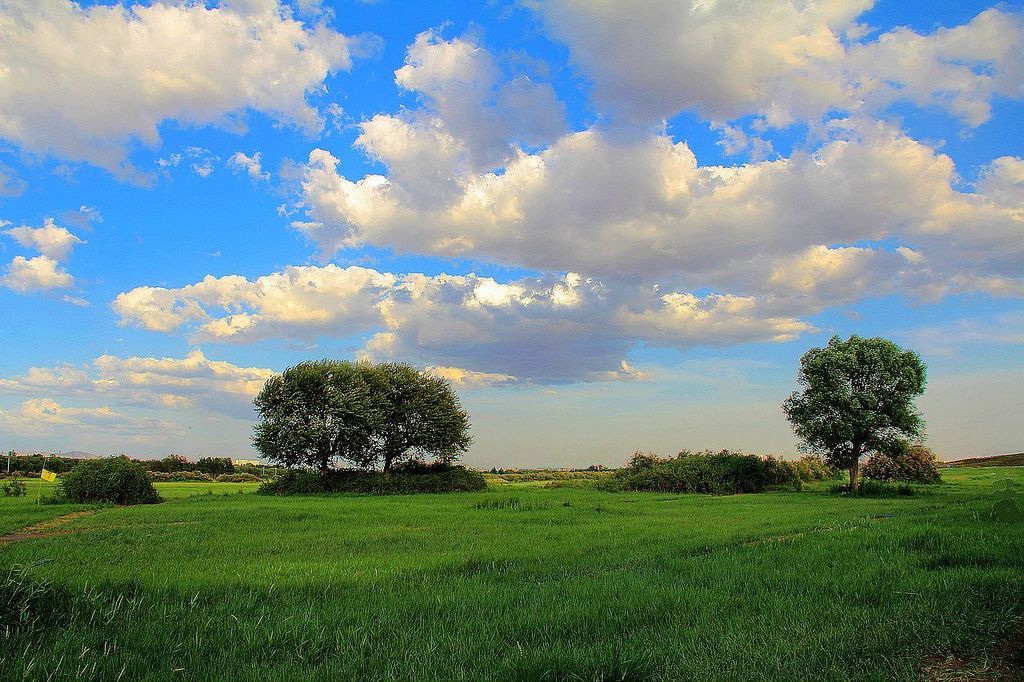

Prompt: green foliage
[
  {"left": 195, "top": 457, "right": 235, "bottom": 475},
  {"left": 863, "top": 442, "right": 942, "bottom": 484},
  {"left": 361, "top": 362, "right": 473, "bottom": 472},
  {"left": 992, "top": 479, "right": 1023, "bottom": 522},
  {"left": 2, "top": 477, "right": 27, "bottom": 497},
  {"left": 257, "top": 466, "right": 486, "bottom": 495},
  {"left": 146, "top": 454, "right": 192, "bottom": 473},
  {"left": 602, "top": 451, "right": 837, "bottom": 494},
  {"left": 253, "top": 360, "right": 472, "bottom": 473},
  {"left": 783, "top": 335, "right": 927, "bottom": 491},
  {"left": 600, "top": 450, "right": 766, "bottom": 494},
  {"left": 61, "top": 456, "right": 162, "bottom": 505}
]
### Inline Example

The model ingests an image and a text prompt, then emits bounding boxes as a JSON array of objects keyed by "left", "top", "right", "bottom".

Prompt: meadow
[{"left": 1, "top": 467, "right": 1023, "bottom": 681}]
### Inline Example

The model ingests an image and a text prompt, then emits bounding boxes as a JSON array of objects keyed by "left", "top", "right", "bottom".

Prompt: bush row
[
  {"left": 258, "top": 466, "right": 487, "bottom": 496},
  {"left": 147, "top": 471, "right": 263, "bottom": 483},
  {"left": 598, "top": 450, "right": 838, "bottom": 494}
]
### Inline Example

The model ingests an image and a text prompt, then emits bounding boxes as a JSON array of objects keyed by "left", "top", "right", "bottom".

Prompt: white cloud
[
  {"left": 1, "top": 255, "right": 74, "bottom": 292},
  {"left": 425, "top": 366, "right": 517, "bottom": 389},
  {"left": 113, "top": 266, "right": 813, "bottom": 383},
  {"left": 530, "top": 2, "right": 1023, "bottom": 127},
  {"left": 297, "top": 121, "right": 1024, "bottom": 301},
  {"left": 227, "top": 151, "right": 270, "bottom": 181},
  {"left": 0, "top": 0, "right": 375, "bottom": 178},
  {"left": 0, "top": 349, "right": 275, "bottom": 420},
  {"left": 4, "top": 218, "right": 84, "bottom": 260},
  {"left": 0, "top": 398, "right": 181, "bottom": 437}
]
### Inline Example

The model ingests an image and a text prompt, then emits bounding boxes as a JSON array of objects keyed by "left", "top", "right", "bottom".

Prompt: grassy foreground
[{"left": 1, "top": 468, "right": 1022, "bottom": 681}]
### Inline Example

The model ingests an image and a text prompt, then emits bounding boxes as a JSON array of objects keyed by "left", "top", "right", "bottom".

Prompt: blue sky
[{"left": 0, "top": 0, "right": 1021, "bottom": 464}]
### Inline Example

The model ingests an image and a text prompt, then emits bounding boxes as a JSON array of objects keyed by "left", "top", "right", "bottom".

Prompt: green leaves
[
  {"left": 253, "top": 360, "right": 472, "bottom": 473},
  {"left": 992, "top": 479, "right": 1023, "bottom": 522},
  {"left": 783, "top": 335, "right": 927, "bottom": 480}
]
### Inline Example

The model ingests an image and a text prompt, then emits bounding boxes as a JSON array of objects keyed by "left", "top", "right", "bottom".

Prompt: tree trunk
[
  {"left": 382, "top": 456, "right": 393, "bottom": 477},
  {"left": 849, "top": 457, "right": 860, "bottom": 493}
]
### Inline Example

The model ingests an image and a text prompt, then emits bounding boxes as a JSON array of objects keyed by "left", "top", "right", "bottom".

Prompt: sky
[{"left": 0, "top": 0, "right": 1021, "bottom": 466}]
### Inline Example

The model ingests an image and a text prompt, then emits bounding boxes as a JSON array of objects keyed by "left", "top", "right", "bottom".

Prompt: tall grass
[{"left": 0, "top": 468, "right": 1021, "bottom": 680}]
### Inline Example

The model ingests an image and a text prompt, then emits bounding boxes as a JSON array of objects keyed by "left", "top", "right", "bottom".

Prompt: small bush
[
  {"left": 863, "top": 443, "right": 941, "bottom": 484},
  {"left": 61, "top": 456, "right": 161, "bottom": 505},
  {"left": 214, "top": 473, "right": 262, "bottom": 483},
  {"left": 257, "top": 466, "right": 486, "bottom": 496},
  {"left": 2, "top": 477, "right": 27, "bottom": 497}
]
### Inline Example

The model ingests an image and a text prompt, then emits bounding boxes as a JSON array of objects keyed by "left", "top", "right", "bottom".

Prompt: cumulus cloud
[
  {"left": 0, "top": 349, "right": 274, "bottom": 419},
  {"left": 0, "top": 0, "right": 375, "bottom": 178},
  {"left": 530, "top": 2, "right": 1024, "bottom": 127},
  {"left": 113, "top": 266, "right": 813, "bottom": 383},
  {"left": 4, "top": 218, "right": 85, "bottom": 260},
  {"left": 296, "top": 120, "right": 1024, "bottom": 301},
  {"left": 1, "top": 256, "right": 75, "bottom": 292},
  {"left": 2, "top": 217, "right": 84, "bottom": 294}
]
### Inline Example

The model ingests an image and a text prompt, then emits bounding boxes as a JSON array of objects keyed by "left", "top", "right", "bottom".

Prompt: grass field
[{"left": 2, "top": 468, "right": 1023, "bottom": 681}]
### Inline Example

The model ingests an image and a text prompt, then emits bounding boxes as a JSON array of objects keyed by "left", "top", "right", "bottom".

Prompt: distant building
[{"left": 232, "top": 458, "right": 262, "bottom": 467}]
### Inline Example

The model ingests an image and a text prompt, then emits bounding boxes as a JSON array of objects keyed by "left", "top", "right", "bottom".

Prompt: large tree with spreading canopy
[
  {"left": 253, "top": 360, "right": 471, "bottom": 474},
  {"left": 783, "top": 335, "right": 927, "bottom": 492}
]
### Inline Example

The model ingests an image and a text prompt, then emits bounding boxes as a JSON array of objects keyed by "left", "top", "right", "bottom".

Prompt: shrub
[
  {"left": 258, "top": 466, "right": 486, "bottom": 496},
  {"left": 214, "top": 473, "right": 262, "bottom": 483},
  {"left": 863, "top": 443, "right": 941, "bottom": 484},
  {"left": 2, "top": 478, "right": 27, "bottom": 497},
  {"left": 600, "top": 449, "right": 769, "bottom": 494},
  {"left": 61, "top": 457, "right": 161, "bottom": 505},
  {"left": 762, "top": 456, "right": 801, "bottom": 490}
]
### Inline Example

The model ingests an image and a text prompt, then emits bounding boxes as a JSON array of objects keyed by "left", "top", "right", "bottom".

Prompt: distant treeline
[{"left": 1, "top": 453, "right": 283, "bottom": 479}]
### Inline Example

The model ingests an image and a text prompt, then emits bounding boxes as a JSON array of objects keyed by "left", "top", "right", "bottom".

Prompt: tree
[
  {"left": 253, "top": 360, "right": 378, "bottom": 474},
  {"left": 782, "top": 335, "right": 926, "bottom": 492},
  {"left": 252, "top": 360, "right": 472, "bottom": 474},
  {"left": 361, "top": 362, "right": 473, "bottom": 474},
  {"left": 196, "top": 457, "right": 235, "bottom": 476}
]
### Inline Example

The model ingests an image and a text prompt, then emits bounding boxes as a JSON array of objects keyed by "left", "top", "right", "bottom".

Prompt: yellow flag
[{"left": 40, "top": 468, "right": 57, "bottom": 482}]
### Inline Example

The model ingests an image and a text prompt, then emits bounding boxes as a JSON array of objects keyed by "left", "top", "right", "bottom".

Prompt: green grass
[{"left": 1, "top": 468, "right": 1022, "bottom": 680}]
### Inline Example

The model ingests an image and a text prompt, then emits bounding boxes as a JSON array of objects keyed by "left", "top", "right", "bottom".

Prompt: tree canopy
[
  {"left": 782, "top": 335, "right": 927, "bottom": 492},
  {"left": 252, "top": 360, "right": 472, "bottom": 474}
]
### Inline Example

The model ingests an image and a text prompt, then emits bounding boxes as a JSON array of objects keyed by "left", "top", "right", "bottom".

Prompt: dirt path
[{"left": 0, "top": 510, "right": 95, "bottom": 545}]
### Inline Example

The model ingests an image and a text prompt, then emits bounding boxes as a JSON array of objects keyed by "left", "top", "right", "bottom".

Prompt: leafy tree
[
  {"left": 362, "top": 362, "right": 472, "bottom": 474},
  {"left": 783, "top": 335, "right": 926, "bottom": 492},
  {"left": 252, "top": 360, "right": 377, "bottom": 474},
  {"left": 252, "top": 360, "right": 473, "bottom": 475},
  {"left": 151, "top": 454, "right": 191, "bottom": 473},
  {"left": 195, "top": 457, "right": 235, "bottom": 476}
]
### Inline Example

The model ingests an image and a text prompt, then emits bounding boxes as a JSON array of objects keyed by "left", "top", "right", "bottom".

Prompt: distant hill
[
  {"left": 11, "top": 450, "right": 98, "bottom": 459},
  {"left": 947, "top": 453, "right": 1024, "bottom": 468}
]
